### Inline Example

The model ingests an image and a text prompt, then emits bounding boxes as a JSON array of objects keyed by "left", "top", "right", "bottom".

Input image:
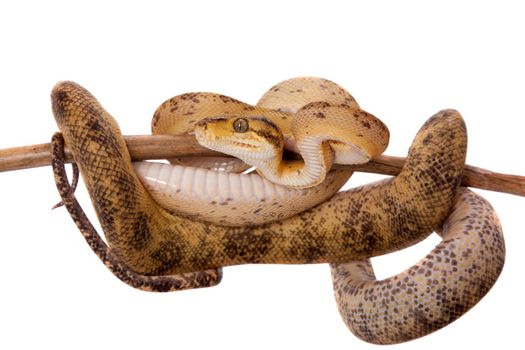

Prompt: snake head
[{"left": 194, "top": 116, "right": 284, "bottom": 163}]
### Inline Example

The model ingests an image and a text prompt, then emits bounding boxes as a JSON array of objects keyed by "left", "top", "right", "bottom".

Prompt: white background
[{"left": 0, "top": 1, "right": 523, "bottom": 349}]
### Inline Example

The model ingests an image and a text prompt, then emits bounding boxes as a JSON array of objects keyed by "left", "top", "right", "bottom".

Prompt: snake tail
[
  {"left": 50, "top": 133, "right": 222, "bottom": 292},
  {"left": 51, "top": 80, "right": 465, "bottom": 276}
]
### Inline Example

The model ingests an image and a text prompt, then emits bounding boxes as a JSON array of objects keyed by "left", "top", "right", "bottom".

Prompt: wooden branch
[
  {"left": 0, "top": 134, "right": 524, "bottom": 197},
  {"left": 0, "top": 135, "right": 222, "bottom": 171}
]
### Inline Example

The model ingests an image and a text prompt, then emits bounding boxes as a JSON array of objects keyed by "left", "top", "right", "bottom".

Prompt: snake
[
  {"left": 192, "top": 81, "right": 388, "bottom": 189},
  {"left": 50, "top": 80, "right": 505, "bottom": 344},
  {"left": 133, "top": 77, "right": 388, "bottom": 226},
  {"left": 331, "top": 187, "right": 505, "bottom": 343},
  {"left": 151, "top": 77, "right": 389, "bottom": 189}
]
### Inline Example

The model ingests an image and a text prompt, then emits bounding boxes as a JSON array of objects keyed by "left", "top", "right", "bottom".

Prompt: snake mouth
[
  {"left": 194, "top": 117, "right": 282, "bottom": 162},
  {"left": 195, "top": 130, "right": 274, "bottom": 163},
  {"left": 227, "top": 140, "right": 259, "bottom": 149},
  {"left": 194, "top": 126, "right": 258, "bottom": 148}
]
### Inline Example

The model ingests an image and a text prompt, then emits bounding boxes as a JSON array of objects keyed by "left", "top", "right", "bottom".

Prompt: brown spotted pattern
[
  {"left": 152, "top": 77, "right": 388, "bottom": 189},
  {"left": 257, "top": 77, "right": 359, "bottom": 113},
  {"left": 51, "top": 133, "right": 222, "bottom": 292},
  {"left": 51, "top": 81, "right": 467, "bottom": 275},
  {"left": 48, "top": 80, "right": 504, "bottom": 344},
  {"left": 141, "top": 78, "right": 363, "bottom": 225},
  {"left": 330, "top": 188, "right": 505, "bottom": 344}
]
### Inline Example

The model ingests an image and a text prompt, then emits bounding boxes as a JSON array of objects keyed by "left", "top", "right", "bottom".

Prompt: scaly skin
[
  {"left": 152, "top": 77, "right": 389, "bottom": 189},
  {"left": 50, "top": 80, "right": 505, "bottom": 343},
  {"left": 51, "top": 80, "right": 465, "bottom": 275},
  {"left": 330, "top": 188, "right": 505, "bottom": 344},
  {"left": 137, "top": 78, "right": 363, "bottom": 226}
]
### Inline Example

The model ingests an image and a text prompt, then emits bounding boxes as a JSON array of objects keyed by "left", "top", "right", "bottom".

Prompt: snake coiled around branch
[{"left": 50, "top": 80, "right": 504, "bottom": 344}]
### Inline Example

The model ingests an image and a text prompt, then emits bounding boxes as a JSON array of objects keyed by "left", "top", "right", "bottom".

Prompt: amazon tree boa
[{"left": 50, "top": 79, "right": 504, "bottom": 344}]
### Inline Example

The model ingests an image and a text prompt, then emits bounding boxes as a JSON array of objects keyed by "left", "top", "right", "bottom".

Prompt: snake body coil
[
  {"left": 134, "top": 78, "right": 387, "bottom": 226},
  {"left": 50, "top": 80, "right": 504, "bottom": 344},
  {"left": 331, "top": 187, "right": 505, "bottom": 343},
  {"left": 135, "top": 78, "right": 361, "bottom": 226}
]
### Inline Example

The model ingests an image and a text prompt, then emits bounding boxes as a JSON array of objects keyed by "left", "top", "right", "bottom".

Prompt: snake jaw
[{"left": 194, "top": 116, "right": 283, "bottom": 164}]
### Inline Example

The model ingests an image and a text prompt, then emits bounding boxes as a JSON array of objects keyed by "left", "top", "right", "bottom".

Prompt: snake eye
[{"left": 233, "top": 118, "right": 249, "bottom": 133}]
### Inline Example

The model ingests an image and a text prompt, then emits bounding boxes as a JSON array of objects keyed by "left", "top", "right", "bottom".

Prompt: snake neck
[{"left": 254, "top": 137, "right": 335, "bottom": 189}]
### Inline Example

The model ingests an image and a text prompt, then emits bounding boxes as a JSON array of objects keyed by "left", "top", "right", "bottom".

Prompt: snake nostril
[{"left": 195, "top": 121, "right": 208, "bottom": 130}]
